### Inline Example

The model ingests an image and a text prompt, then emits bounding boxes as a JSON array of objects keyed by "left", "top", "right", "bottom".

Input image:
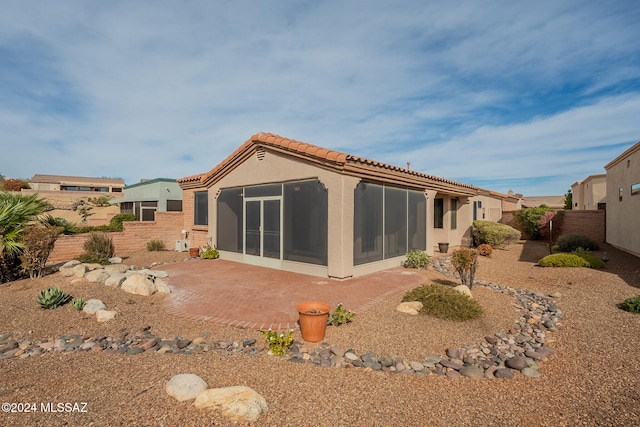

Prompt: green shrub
[
  {"left": 620, "top": 295, "right": 640, "bottom": 314},
  {"left": 538, "top": 253, "right": 590, "bottom": 268},
  {"left": 36, "top": 287, "right": 71, "bottom": 309},
  {"left": 328, "top": 303, "right": 355, "bottom": 326},
  {"left": 572, "top": 249, "right": 606, "bottom": 269},
  {"left": 77, "top": 232, "right": 115, "bottom": 265},
  {"left": 200, "top": 246, "right": 219, "bottom": 259},
  {"left": 514, "top": 206, "right": 551, "bottom": 240},
  {"left": 472, "top": 220, "right": 521, "bottom": 248},
  {"left": 402, "top": 284, "right": 483, "bottom": 321},
  {"left": 556, "top": 234, "right": 600, "bottom": 252},
  {"left": 108, "top": 213, "right": 136, "bottom": 232},
  {"left": 476, "top": 244, "right": 493, "bottom": 257},
  {"left": 146, "top": 239, "right": 166, "bottom": 251},
  {"left": 404, "top": 249, "right": 431, "bottom": 269}
]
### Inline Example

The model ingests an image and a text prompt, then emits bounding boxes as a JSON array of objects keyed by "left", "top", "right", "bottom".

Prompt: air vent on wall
[{"left": 256, "top": 147, "right": 266, "bottom": 161}]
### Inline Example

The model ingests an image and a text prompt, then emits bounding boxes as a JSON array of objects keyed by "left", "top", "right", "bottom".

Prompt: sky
[{"left": 1, "top": 1, "right": 639, "bottom": 196}]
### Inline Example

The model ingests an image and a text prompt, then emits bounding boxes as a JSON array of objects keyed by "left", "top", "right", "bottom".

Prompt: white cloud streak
[{"left": 0, "top": 0, "right": 638, "bottom": 196}]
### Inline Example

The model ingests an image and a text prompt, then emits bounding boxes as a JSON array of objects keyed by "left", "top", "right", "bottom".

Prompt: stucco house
[
  {"left": 571, "top": 174, "right": 607, "bottom": 210},
  {"left": 178, "top": 132, "right": 506, "bottom": 279},
  {"left": 118, "top": 178, "right": 183, "bottom": 221},
  {"left": 605, "top": 141, "right": 640, "bottom": 257},
  {"left": 28, "top": 174, "right": 124, "bottom": 193}
]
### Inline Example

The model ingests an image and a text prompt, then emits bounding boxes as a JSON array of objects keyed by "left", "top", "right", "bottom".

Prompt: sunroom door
[{"left": 244, "top": 197, "right": 282, "bottom": 267}]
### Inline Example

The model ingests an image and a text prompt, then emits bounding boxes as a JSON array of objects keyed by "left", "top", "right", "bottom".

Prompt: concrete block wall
[
  {"left": 501, "top": 210, "right": 605, "bottom": 242},
  {"left": 48, "top": 212, "right": 188, "bottom": 263}
]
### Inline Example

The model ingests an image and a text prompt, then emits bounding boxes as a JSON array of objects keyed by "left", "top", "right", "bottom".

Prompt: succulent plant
[
  {"left": 72, "top": 297, "right": 85, "bottom": 311},
  {"left": 36, "top": 287, "right": 71, "bottom": 309}
]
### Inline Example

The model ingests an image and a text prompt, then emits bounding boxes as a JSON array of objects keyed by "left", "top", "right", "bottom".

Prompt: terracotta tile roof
[{"left": 178, "top": 132, "right": 478, "bottom": 195}]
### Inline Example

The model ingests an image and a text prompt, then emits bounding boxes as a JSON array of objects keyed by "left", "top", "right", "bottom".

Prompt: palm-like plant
[{"left": 0, "top": 192, "right": 50, "bottom": 282}]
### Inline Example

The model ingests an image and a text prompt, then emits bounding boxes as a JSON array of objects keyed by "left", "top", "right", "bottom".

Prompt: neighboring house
[
  {"left": 178, "top": 132, "right": 488, "bottom": 279},
  {"left": 28, "top": 174, "right": 125, "bottom": 193},
  {"left": 520, "top": 195, "right": 565, "bottom": 210},
  {"left": 605, "top": 141, "right": 640, "bottom": 257},
  {"left": 472, "top": 189, "right": 522, "bottom": 222},
  {"left": 571, "top": 174, "right": 607, "bottom": 210},
  {"left": 118, "top": 178, "right": 183, "bottom": 221}
]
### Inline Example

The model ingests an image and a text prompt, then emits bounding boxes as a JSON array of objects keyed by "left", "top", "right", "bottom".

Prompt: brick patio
[{"left": 160, "top": 259, "right": 430, "bottom": 330}]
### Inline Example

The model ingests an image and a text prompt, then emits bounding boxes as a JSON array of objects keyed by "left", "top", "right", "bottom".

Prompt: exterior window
[
  {"left": 120, "top": 202, "right": 133, "bottom": 215},
  {"left": 632, "top": 183, "right": 640, "bottom": 195},
  {"left": 619, "top": 188, "right": 624, "bottom": 202},
  {"left": 450, "top": 198, "right": 458, "bottom": 230},
  {"left": 166, "top": 200, "right": 182, "bottom": 212},
  {"left": 112, "top": 188, "right": 123, "bottom": 192},
  {"left": 283, "top": 180, "right": 328, "bottom": 265},
  {"left": 434, "top": 198, "right": 444, "bottom": 228},
  {"left": 217, "top": 188, "right": 243, "bottom": 253},
  {"left": 194, "top": 191, "right": 208, "bottom": 225}
]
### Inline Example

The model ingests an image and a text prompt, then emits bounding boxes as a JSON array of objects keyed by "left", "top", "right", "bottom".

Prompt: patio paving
[{"left": 160, "top": 259, "right": 430, "bottom": 330}]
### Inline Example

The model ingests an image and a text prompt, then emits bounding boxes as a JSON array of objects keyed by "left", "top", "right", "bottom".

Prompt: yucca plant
[
  {"left": 72, "top": 297, "right": 85, "bottom": 311},
  {"left": 36, "top": 287, "right": 71, "bottom": 309}
]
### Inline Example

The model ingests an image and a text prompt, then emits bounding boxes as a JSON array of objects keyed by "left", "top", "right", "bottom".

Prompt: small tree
[
  {"left": 563, "top": 189, "right": 572, "bottom": 210},
  {"left": 76, "top": 204, "right": 94, "bottom": 223},
  {"left": 514, "top": 205, "right": 552, "bottom": 240},
  {"left": 450, "top": 247, "right": 479, "bottom": 289},
  {"left": 19, "top": 225, "right": 63, "bottom": 279}
]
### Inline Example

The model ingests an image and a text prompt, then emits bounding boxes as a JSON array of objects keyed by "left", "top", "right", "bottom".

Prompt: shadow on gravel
[{"left": 518, "top": 240, "right": 549, "bottom": 263}]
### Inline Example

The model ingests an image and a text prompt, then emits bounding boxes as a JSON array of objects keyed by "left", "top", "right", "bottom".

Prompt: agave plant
[
  {"left": 36, "top": 287, "right": 71, "bottom": 309},
  {"left": 72, "top": 297, "right": 85, "bottom": 311}
]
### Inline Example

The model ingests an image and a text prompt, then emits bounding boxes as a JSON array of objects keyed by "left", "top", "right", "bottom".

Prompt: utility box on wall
[{"left": 175, "top": 240, "right": 190, "bottom": 252}]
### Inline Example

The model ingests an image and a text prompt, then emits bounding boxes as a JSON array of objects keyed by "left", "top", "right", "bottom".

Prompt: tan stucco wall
[
  {"left": 606, "top": 149, "right": 640, "bottom": 256},
  {"left": 573, "top": 176, "right": 606, "bottom": 210}
]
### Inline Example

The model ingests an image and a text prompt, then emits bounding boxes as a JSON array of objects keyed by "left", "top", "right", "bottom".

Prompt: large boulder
[
  {"left": 85, "top": 269, "right": 110, "bottom": 284},
  {"left": 194, "top": 386, "right": 268, "bottom": 423},
  {"left": 83, "top": 299, "right": 106, "bottom": 314},
  {"left": 454, "top": 285, "right": 472, "bottom": 298},
  {"left": 105, "top": 273, "right": 127, "bottom": 288},
  {"left": 396, "top": 301, "right": 423, "bottom": 315},
  {"left": 154, "top": 278, "right": 171, "bottom": 294},
  {"left": 121, "top": 275, "right": 156, "bottom": 296},
  {"left": 105, "top": 264, "right": 129, "bottom": 274},
  {"left": 72, "top": 264, "right": 86, "bottom": 278},
  {"left": 166, "top": 374, "right": 208, "bottom": 402},
  {"left": 95, "top": 310, "right": 117, "bottom": 323}
]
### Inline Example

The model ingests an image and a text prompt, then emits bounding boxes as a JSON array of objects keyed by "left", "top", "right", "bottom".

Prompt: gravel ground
[{"left": 1, "top": 241, "right": 640, "bottom": 426}]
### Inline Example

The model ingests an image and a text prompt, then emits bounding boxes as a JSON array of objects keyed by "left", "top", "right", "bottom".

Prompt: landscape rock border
[{"left": 1, "top": 256, "right": 562, "bottom": 380}]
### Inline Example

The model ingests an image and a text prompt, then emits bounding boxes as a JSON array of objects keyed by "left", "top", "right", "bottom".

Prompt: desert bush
[
  {"left": 146, "top": 239, "right": 166, "bottom": 251},
  {"left": 472, "top": 220, "right": 521, "bottom": 248},
  {"left": 572, "top": 249, "right": 606, "bottom": 269},
  {"left": 72, "top": 297, "right": 85, "bottom": 311},
  {"left": 476, "top": 244, "right": 493, "bottom": 257},
  {"left": 1, "top": 178, "right": 30, "bottom": 192},
  {"left": 402, "top": 284, "right": 483, "bottom": 321},
  {"left": 620, "top": 295, "right": 640, "bottom": 314},
  {"left": 328, "top": 303, "right": 356, "bottom": 326},
  {"left": 556, "top": 234, "right": 600, "bottom": 252},
  {"left": 39, "top": 214, "right": 77, "bottom": 235},
  {"left": 404, "top": 249, "right": 431, "bottom": 269},
  {"left": 108, "top": 213, "right": 136, "bottom": 231},
  {"left": 77, "top": 232, "right": 114, "bottom": 265},
  {"left": 19, "top": 225, "right": 63, "bottom": 279},
  {"left": 450, "top": 247, "right": 479, "bottom": 289},
  {"left": 514, "top": 206, "right": 552, "bottom": 240},
  {"left": 538, "top": 253, "right": 590, "bottom": 268}
]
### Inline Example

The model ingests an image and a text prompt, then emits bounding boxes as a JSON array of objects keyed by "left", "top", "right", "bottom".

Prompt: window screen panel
[
  {"left": 384, "top": 186, "right": 407, "bottom": 258},
  {"left": 408, "top": 190, "right": 426, "bottom": 250},
  {"left": 244, "top": 184, "right": 282, "bottom": 198},
  {"left": 354, "top": 182, "right": 383, "bottom": 265},
  {"left": 166, "top": 200, "right": 182, "bottom": 212},
  {"left": 283, "top": 180, "right": 328, "bottom": 265},
  {"left": 217, "top": 188, "right": 243, "bottom": 253}
]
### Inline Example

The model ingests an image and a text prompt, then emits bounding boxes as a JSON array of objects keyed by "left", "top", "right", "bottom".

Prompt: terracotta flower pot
[
  {"left": 189, "top": 247, "right": 199, "bottom": 257},
  {"left": 296, "top": 302, "right": 330, "bottom": 342}
]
